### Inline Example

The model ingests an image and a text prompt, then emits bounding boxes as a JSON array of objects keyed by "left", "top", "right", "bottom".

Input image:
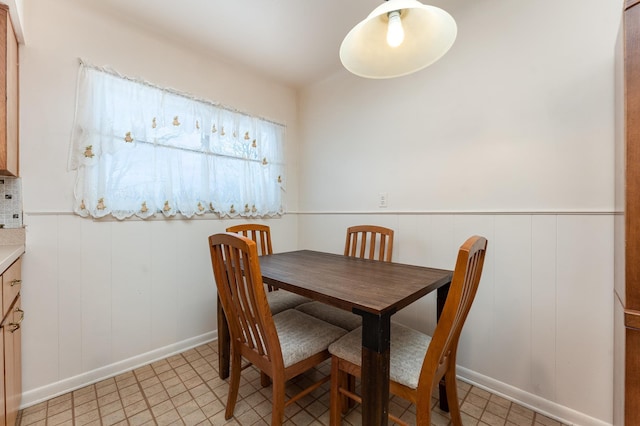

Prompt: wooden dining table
[{"left": 217, "top": 249, "right": 453, "bottom": 426}]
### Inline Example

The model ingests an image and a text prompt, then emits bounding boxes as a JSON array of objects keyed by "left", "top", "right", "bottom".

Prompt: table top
[{"left": 259, "top": 250, "right": 453, "bottom": 316}]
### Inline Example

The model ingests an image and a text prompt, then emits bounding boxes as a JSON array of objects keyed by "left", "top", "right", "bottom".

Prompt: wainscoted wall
[
  {"left": 20, "top": 213, "right": 298, "bottom": 406},
  {"left": 298, "top": 212, "right": 614, "bottom": 426},
  {"left": 20, "top": 211, "right": 613, "bottom": 426}
]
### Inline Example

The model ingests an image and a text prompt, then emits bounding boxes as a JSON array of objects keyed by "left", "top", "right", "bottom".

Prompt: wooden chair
[
  {"left": 344, "top": 224, "right": 394, "bottom": 262},
  {"left": 225, "top": 223, "right": 311, "bottom": 312},
  {"left": 221, "top": 224, "right": 312, "bottom": 384},
  {"left": 296, "top": 225, "right": 395, "bottom": 331},
  {"left": 209, "top": 233, "right": 347, "bottom": 426},
  {"left": 328, "top": 235, "right": 488, "bottom": 426}
]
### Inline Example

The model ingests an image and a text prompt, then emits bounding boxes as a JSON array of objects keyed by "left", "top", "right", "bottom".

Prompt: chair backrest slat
[
  {"left": 419, "top": 235, "right": 487, "bottom": 391},
  {"left": 344, "top": 225, "right": 394, "bottom": 262}
]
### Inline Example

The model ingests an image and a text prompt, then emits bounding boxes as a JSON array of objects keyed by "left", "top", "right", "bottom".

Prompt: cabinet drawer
[
  {"left": 3, "top": 295, "right": 22, "bottom": 426},
  {"left": 2, "top": 257, "right": 21, "bottom": 316}
]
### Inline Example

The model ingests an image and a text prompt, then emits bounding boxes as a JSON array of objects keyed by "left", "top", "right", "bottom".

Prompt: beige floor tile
[
  {"left": 74, "top": 400, "right": 98, "bottom": 417},
  {"left": 123, "top": 398, "right": 148, "bottom": 418},
  {"left": 99, "top": 398, "right": 124, "bottom": 416},
  {"left": 47, "top": 409, "right": 73, "bottom": 426},
  {"left": 534, "top": 413, "right": 564, "bottom": 426},
  {"left": 150, "top": 398, "right": 176, "bottom": 418},
  {"left": 100, "top": 408, "right": 126, "bottom": 426},
  {"left": 127, "top": 409, "right": 155, "bottom": 426},
  {"left": 46, "top": 398, "right": 72, "bottom": 417},
  {"left": 73, "top": 389, "right": 97, "bottom": 407},
  {"left": 17, "top": 341, "right": 568, "bottom": 426},
  {"left": 19, "top": 406, "right": 46, "bottom": 426},
  {"left": 486, "top": 400, "right": 510, "bottom": 418},
  {"left": 155, "top": 408, "right": 184, "bottom": 426}
]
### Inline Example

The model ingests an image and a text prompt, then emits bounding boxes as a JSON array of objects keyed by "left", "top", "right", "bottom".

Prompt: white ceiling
[{"left": 79, "top": 0, "right": 389, "bottom": 89}]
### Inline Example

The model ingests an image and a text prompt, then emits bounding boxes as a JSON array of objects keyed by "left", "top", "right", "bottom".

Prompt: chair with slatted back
[
  {"left": 328, "top": 235, "right": 488, "bottom": 426},
  {"left": 296, "top": 225, "right": 395, "bottom": 331},
  {"left": 344, "top": 224, "right": 394, "bottom": 262},
  {"left": 225, "top": 224, "right": 311, "bottom": 313},
  {"left": 220, "top": 224, "right": 312, "bottom": 384},
  {"left": 209, "top": 233, "right": 347, "bottom": 426}
]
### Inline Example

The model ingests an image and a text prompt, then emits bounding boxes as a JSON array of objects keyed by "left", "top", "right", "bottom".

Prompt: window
[{"left": 68, "top": 63, "right": 286, "bottom": 220}]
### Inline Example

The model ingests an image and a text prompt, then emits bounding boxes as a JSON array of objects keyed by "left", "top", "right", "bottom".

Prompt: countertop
[
  {"left": 0, "top": 244, "right": 24, "bottom": 273},
  {"left": 0, "top": 228, "right": 25, "bottom": 272}
]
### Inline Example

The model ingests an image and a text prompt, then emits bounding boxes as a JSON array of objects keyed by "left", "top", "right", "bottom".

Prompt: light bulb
[{"left": 386, "top": 10, "right": 404, "bottom": 48}]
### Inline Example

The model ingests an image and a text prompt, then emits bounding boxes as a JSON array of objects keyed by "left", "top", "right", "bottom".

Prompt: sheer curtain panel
[{"left": 68, "top": 62, "right": 286, "bottom": 220}]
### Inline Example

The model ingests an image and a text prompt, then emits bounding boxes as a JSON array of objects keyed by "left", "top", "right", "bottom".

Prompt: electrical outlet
[{"left": 378, "top": 192, "right": 388, "bottom": 208}]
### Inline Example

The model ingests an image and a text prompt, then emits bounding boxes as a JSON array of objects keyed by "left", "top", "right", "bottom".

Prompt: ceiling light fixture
[{"left": 340, "top": 0, "right": 457, "bottom": 79}]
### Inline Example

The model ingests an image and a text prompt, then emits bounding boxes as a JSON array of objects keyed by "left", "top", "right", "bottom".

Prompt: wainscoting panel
[
  {"left": 111, "top": 221, "right": 153, "bottom": 362},
  {"left": 492, "top": 215, "right": 532, "bottom": 390},
  {"left": 554, "top": 215, "right": 614, "bottom": 421},
  {"left": 298, "top": 212, "right": 614, "bottom": 425},
  {"left": 79, "top": 218, "right": 115, "bottom": 373},
  {"left": 57, "top": 215, "right": 84, "bottom": 382},
  {"left": 530, "top": 215, "right": 558, "bottom": 402}
]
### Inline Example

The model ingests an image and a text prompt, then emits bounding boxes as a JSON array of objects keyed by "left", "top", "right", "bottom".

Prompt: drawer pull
[
  {"left": 9, "top": 307, "right": 24, "bottom": 333},
  {"left": 9, "top": 279, "right": 21, "bottom": 287}
]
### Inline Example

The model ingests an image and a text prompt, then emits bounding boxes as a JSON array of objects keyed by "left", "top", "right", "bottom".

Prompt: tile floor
[{"left": 17, "top": 341, "right": 568, "bottom": 426}]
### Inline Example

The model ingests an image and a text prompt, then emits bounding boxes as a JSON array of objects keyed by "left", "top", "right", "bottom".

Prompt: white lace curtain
[{"left": 69, "top": 62, "right": 286, "bottom": 220}]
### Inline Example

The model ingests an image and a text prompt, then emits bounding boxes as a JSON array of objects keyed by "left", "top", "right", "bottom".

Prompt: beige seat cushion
[
  {"left": 295, "top": 301, "right": 362, "bottom": 331},
  {"left": 328, "top": 322, "right": 431, "bottom": 389},
  {"left": 267, "top": 290, "right": 312, "bottom": 314},
  {"left": 273, "top": 309, "right": 347, "bottom": 367}
]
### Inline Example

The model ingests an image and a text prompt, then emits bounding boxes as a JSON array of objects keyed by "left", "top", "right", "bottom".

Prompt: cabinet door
[
  {"left": 0, "top": 5, "right": 18, "bottom": 177},
  {"left": 0, "top": 322, "right": 5, "bottom": 426},
  {"left": 4, "top": 296, "right": 21, "bottom": 426},
  {"left": 2, "top": 258, "right": 20, "bottom": 316}
]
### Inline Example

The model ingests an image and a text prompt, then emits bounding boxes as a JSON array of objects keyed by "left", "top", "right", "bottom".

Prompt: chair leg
[
  {"left": 224, "top": 350, "right": 242, "bottom": 420},
  {"left": 271, "top": 377, "right": 286, "bottom": 426},
  {"left": 444, "top": 371, "right": 463, "bottom": 426},
  {"left": 330, "top": 357, "right": 343, "bottom": 426},
  {"left": 217, "top": 298, "right": 230, "bottom": 379},
  {"left": 261, "top": 371, "right": 272, "bottom": 387},
  {"left": 344, "top": 374, "right": 355, "bottom": 412}
]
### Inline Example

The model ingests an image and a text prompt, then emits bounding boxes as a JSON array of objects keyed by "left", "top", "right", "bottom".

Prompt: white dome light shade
[{"left": 340, "top": 0, "right": 457, "bottom": 79}]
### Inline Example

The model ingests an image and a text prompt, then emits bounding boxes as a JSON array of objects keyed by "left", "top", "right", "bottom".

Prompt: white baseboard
[
  {"left": 457, "top": 366, "right": 611, "bottom": 426},
  {"left": 20, "top": 331, "right": 217, "bottom": 409}
]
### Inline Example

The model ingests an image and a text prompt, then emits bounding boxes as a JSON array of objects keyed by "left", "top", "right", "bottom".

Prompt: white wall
[
  {"left": 16, "top": 0, "right": 623, "bottom": 424},
  {"left": 299, "top": 0, "right": 617, "bottom": 213},
  {"left": 18, "top": 0, "right": 300, "bottom": 405},
  {"left": 297, "top": 0, "right": 621, "bottom": 425}
]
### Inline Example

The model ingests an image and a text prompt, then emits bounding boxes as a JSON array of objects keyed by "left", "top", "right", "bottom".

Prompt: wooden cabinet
[
  {"left": 2, "top": 296, "right": 21, "bottom": 426},
  {"left": 0, "top": 4, "right": 18, "bottom": 177},
  {"left": 0, "top": 258, "right": 21, "bottom": 426},
  {"left": 615, "top": 1, "right": 640, "bottom": 424}
]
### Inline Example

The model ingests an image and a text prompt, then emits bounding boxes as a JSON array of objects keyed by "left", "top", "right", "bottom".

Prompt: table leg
[
  {"left": 356, "top": 309, "right": 392, "bottom": 426},
  {"left": 437, "top": 283, "right": 451, "bottom": 412},
  {"left": 217, "top": 295, "right": 230, "bottom": 380}
]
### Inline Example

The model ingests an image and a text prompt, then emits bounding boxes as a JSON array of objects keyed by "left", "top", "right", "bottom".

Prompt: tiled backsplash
[{"left": 0, "top": 178, "right": 22, "bottom": 229}]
